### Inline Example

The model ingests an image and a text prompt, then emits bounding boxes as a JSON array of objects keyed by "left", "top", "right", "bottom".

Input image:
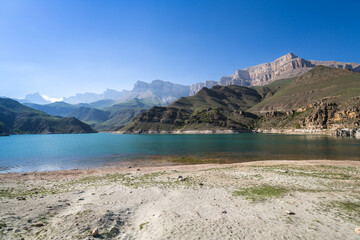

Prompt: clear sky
[{"left": 1, "top": 0, "right": 359, "bottom": 99}]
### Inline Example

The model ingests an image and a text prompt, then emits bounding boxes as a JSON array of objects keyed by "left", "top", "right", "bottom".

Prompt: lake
[{"left": 0, "top": 133, "right": 359, "bottom": 173}]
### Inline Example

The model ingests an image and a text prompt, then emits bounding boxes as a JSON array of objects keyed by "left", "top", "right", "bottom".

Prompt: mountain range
[
  {"left": 18, "top": 53, "right": 360, "bottom": 106},
  {"left": 23, "top": 98, "right": 155, "bottom": 131},
  {"left": 0, "top": 98, "right": 96, "bottom": 136},
  {"left": 189, "top": 53, "right": 360, "bottom": 93},
  {"left": 121, "top": 66, "right": 360, "bottom": 133},
  {"left": 7, "top": 53, "right": 360, "bottom": 135}
]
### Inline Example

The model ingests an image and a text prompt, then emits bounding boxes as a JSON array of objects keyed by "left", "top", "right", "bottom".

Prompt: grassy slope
[
  {"left": 21, "top": 98, "right": 155, "bottom": 131},
  {"left": 250, "top": 66, "right": 360, "bottom": 112},
  {"left": 171, "top": 85, "right": 262, "bottom": 111},
  {"left": 0, "top": 98, "right": 96, "bottom": 135},
  {"left": 75, "top": 99, "right": 155, "bottom": 131},
  {"left": 123, "top": 67, "right": 360, "bottom": 132},
  {"left": 122, "top": 85, "right": 264, "bottom": 132},
  {"left": 24, "top": 102, "right": 77, "bottom": 117}
]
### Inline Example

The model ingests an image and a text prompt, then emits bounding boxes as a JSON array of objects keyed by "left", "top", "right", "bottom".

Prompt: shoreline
[
  {"left": 114, "top": 128, "right": 360, "bottom": 138},
  {"left": 1, "top": 159, "right": 360, "bottom": 239},
  {"left": 1, "top": 159, "right": 360, "bottom": 180}
]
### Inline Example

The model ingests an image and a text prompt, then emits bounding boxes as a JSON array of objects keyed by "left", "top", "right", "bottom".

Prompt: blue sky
[{"left": 1, "top": 0, "right": 359, "bottom": 99}]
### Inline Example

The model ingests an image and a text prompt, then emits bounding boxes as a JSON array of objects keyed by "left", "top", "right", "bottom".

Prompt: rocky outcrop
[
  {"left": 333, "top": 128, "right": 360, "bottom": 138},
  {"left": 191, "top": 53, "right": 360, "bottom": 94},
  {"left": 219, "top": 53, "right": 314, "bottom": 86},
  {"left": 189, "top": 81, "right": 218, "bottom": 95}
]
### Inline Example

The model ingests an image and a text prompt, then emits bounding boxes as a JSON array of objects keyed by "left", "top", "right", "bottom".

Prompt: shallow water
[{"left": 0, "top": 133, "right": 359, "bottom": 173}]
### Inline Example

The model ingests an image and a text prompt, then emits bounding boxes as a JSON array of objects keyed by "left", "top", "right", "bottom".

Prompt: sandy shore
[{"left": 1, "top": 160, "right": 360, "bottom": 239}]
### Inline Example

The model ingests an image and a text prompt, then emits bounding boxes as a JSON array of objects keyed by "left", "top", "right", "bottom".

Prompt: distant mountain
[
  {"left": 23, "top": 102, "right": 77, "bottom": 117},
  {"left": 190, "top": 53, "right": 360, "bottom": 94},
  {"left": 66, "top": 98, "right": 154, "bottom": 131},
  {"left": 87, "top": 99, "right": 117, "bottom": 109},
  {"left": 117, "top": 80, "right": 191, "bottom": 105},
  {"left": 62, "top": 80, "right": 192, "bottom": 105},
  {"left": 63, "top": 89, "right": 129, "bottom": 104},
  {"left": 69, "top": 107, "right": 111, "bottom": 122},
  {"left": 122, "top": 66, "right": 360, "bottom": 133},
  {"left": 0, "top": 98, "right": 96, "bottom": 136},
  {"left": 21, "top": 98, "right": 154, "bottom": 131},
  {"left": 18, "top": 93, "right": 51, "bottom": 104}
]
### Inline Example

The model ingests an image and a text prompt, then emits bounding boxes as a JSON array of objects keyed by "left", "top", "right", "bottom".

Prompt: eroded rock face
[
  {"left": 190, "top": 81, "right": 218, "bottom": 95},
  {"left": 190, "top": 53, "right": 360, "bottom": 94},
  {"left": 333, "top": 128, "right": 360, "bottom": 138},
  {"left": 220, "top": 53, "right": 314, "bottom": 86},
  {"left": 259, "top": 99, "right": 360, "bottom": 134}
]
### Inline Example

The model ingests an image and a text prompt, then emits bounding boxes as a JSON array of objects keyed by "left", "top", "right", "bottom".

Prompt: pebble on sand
[
  {"left": 286, "top": 210, "right": 295, "bottom": 215},
  {"left": 355, "top": 228, "right": 360, "bottom": 235},
  {"left": 92, "top": 228, "right": 99, "bottom": 237},
  {"left": 178, "top": 176, "right": 187, "bottom": 181},
  {"left": 34, "top": 222, "right": 44, "bottom": 227}
]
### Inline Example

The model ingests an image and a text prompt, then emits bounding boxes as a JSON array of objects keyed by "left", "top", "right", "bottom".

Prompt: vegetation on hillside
[
  {"left": 0, "top": 98, "right": 96, "bottom": 135},
  {"left": 122, "top": 66, "right": 360, "bottom": 133}
]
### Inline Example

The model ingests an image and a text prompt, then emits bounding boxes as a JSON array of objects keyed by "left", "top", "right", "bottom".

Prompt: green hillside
[
  {"left": 69, "top": 107, "right": 111, "bottom": 122},
  {"left": 67, "top": 98, "right": 155, "bottom": 131},
  {"left": 250, "top": 66, "right": 360, "bottom": 112},
  {"left": 21, "top": 98, "right": 155, "bottom": 131},
  {"left": 0, "top": 98, "right": 96, "bottom": 135},
  {"left": 122, "top": 85, "right": 264, "bottom": 132},
  {"left": 122, "top": 66, "right": 360, "bottom": 133},
  {"left": 171, "top": 85, "right": 262, "bottom": 111},
  {"left": 24, "top": 102, "right": 77, "bottom": 117}
]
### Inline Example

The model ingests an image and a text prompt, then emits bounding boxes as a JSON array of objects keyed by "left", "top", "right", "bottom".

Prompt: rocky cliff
[
  {"left": 121, "top": 66, "right": 360, "bottom": 135},
  {"left": 190, "top": 53, "right": 360, "bottom": 94}
]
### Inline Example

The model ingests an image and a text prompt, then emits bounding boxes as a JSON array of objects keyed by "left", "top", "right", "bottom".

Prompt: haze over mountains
[
  {"left": 0, "top": 98, "right": 96, "bottom": 136},
  {"left": 18, "top": 53, "right": 360, "bottom": 106}
]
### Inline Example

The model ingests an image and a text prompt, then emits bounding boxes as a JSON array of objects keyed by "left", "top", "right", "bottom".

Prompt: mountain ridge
[
  {"left": 0, "top": 98, "right": 96, "bottom": 135},
  {"left": 189, "top": 53, "right": 360, "bottom": 94},
  {"left": 15, "top": 53, "right": 360, "bottom": 109},
  {"left": 120, "top": 66, "right": 360, "bottom": 134}
]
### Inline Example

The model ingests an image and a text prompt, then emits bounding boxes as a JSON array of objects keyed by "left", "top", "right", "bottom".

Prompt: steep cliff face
[
  {"left": 118, "top": 80, "right": 192, "bottom": 105},
  {"left": 189, "top": 81, "right": 218, "bottom": 95},
  {"left": 190, "top": 53, "right": 360, "bottom": 94},
  {"left": 257, "top": 100, "right": 360, "bottom": 132}
]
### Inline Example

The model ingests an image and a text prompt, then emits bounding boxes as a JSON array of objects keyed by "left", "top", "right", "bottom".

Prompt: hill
[
  {"left": 0, "top": 98, "right": 96, "bottom": 135},
  {"left": 250, "top": 66, "right": 360, "bottom": 130},
  {"left": 250, "top": 66, "right": 360, "bottom": 111},
  {"left": 66, "top": 99, "right": 154, "bottom": 131},
  {"left": 121, "top": 66, "right": 360, "bottom": 133},
  {"left": 23, "top": 102, "right": 77, "bottom": 117},
  {"left": 121, "top": 85, "right": 264, "bottom": 133}
]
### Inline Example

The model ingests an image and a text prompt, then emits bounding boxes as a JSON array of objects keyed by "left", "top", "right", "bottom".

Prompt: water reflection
[{"left": 0, "top": 133, "right": 359, "bottom": 173}]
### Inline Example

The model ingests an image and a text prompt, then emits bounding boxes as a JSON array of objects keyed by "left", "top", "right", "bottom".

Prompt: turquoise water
[{"left": 0, "top": 133, "right": 359, "bottom": 173}]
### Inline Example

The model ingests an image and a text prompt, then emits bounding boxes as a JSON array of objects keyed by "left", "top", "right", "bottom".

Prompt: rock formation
[{"left": 190, "top": 53, "right": 360, "bottom": 94}]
